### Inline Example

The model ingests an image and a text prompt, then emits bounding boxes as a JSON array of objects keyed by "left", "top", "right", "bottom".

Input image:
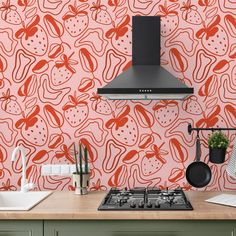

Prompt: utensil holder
[{"left": 72, "top": 172, "right": 90, "bottom": 195}]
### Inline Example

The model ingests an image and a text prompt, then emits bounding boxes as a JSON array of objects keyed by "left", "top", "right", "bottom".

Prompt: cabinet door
[
  {"left": 0, "top": 221, "right": 43, "bottom": 236},
  {"left": 44, "top": 220, "right": 235, "bottom": 236}
]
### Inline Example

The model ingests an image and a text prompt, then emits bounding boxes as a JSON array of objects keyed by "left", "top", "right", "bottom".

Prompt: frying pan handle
[{"left": 196, "top": 132, "right": 201, "bottom": 162}]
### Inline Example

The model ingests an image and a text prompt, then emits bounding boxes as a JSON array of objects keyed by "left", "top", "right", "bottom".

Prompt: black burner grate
[{"left": 98, "top": 187, "right": 193, "bottom": 211}]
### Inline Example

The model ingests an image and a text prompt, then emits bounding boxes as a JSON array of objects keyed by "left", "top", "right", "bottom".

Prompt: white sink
[{"left": 0, "top": 191, "right": 52, "bottom": 211}]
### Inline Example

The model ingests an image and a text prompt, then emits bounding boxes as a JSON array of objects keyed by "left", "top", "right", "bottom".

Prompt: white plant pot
[{"left": 72, "top": 173, "right": 90, "bottom": 195}]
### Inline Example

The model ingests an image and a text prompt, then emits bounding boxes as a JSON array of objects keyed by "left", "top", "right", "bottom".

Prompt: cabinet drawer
[
  {"left": 0, "top": 221, "right": 43, "bottom": 236},
  {"left": 0, "top": 231, "right": 31, "bottom": 236}
]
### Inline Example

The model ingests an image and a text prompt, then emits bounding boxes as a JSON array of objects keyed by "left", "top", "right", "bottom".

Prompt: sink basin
[{"left": 0, "top": 191, "right": 52, "bottom": 211}]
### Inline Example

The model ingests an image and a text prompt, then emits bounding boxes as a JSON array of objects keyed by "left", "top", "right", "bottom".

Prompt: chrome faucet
[{"left": 11, "top": 146, "right": 34, "bottom": 192}]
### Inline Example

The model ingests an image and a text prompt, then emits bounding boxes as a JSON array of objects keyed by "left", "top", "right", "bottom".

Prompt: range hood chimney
[{"left": 97, "top": 16, "right": 194, "bottom": 100}]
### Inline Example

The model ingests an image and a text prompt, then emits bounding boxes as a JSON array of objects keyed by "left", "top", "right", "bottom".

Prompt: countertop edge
[{"left": 1, "top": 191, "right": 236, "bottom": 220}]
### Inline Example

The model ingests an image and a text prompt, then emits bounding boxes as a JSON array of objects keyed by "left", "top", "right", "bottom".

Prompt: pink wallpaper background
[{"left": 0, "top": 0, "right": 235, "bottom": 191}]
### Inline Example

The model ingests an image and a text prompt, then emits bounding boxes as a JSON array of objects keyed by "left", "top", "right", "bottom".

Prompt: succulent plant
[{"left": 208, "top": 131, "right": 229, "bottom": 149}]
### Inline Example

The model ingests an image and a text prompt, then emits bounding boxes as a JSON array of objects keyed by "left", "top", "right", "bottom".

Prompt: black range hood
[{"left": 97, "top": 16, "right": 194, "bottom": 100}]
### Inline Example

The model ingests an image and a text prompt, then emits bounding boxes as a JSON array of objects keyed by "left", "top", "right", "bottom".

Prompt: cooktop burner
[{"left": 98, "top": 187, "right": 193, "bottom": 211}]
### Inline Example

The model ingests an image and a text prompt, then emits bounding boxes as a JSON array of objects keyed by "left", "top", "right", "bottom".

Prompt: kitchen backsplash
[{"left": 0, "top": 0, "right": 235, "bottom": 191}]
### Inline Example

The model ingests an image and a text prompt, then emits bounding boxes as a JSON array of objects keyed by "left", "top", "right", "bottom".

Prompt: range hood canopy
[{"left": 97, "top": 16, "right": 194, "bottom": 100}]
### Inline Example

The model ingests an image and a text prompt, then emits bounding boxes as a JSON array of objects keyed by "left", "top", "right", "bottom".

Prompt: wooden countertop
[{"left": 1, "top": 191, "right": 236, "bottom": 220}]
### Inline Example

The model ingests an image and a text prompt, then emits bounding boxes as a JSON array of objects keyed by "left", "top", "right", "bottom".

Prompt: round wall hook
[{"left": 196, "top": 130, "right": 200, "bottom": 138}]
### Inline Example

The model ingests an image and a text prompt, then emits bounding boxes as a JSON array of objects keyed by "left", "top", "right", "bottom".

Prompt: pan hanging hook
[{"left": 196, "top": 130, "right": 200, "bottom": 139}]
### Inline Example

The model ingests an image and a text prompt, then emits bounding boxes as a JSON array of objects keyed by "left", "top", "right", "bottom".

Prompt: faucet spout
[{"left": 12, "top": 146, "right": 32, "bottom": 192}]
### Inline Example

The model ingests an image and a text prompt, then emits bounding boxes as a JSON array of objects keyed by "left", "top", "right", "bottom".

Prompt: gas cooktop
[{"left": 98, "top": 187, "right": 193, "bottom": 211}]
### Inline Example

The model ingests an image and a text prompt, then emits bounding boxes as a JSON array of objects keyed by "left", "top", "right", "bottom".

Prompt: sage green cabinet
[
  {"left": 0, "top": 221, "right": 43, "bottom": 236},
  {"left": 0, "top": 220, "right": 236, "bottom": 236},
  {"left": 44, "top": 220, "right": 236, "bottom": 236}
]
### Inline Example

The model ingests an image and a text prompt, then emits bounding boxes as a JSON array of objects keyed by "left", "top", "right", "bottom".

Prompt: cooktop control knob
[
  {"left": 147, "top": 201, "right": 152, "bottom": 208},
  {"left": 138, "top": 200, "right": 144, "bottom": 208},
  {"left": 130, "top": 201, "right": 136, "bottom": 208}
]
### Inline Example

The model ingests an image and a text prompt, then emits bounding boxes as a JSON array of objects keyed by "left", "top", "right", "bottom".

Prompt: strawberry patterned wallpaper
[{"left": 0, "top": 0, "right": 235, "bottom": 191}]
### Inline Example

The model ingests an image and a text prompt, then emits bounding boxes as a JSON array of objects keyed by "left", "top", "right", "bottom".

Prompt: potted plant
[
  {"left": 208, "top": 131, "right": 229, "bottom": 164},
  {"left": 72, "top": 142, "right": 90, "bottom": 195}
]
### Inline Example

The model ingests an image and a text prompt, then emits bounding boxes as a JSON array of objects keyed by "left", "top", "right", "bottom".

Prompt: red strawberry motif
[
  {"left": 198, "top": 0, "right": 215, "bottom": 12},
  {"left": 158, "top": 2, "right": 179, "bottom": 37},
  {"left": 141, "top": 143, "right": 168, "bottom": 176},
  {"left": 0, "top": 54, "right": 11, "bottom": 88},
  {"left": 0, "top": 89, "right": 22, "bottom": 115},
  {"left": 90, "top": 93, "right": 112, "bottom": 115},
  {"left": 153, "top": 101, "right": 179, "bottom": 127},
  {"left": 196, "top": 15, "right": 229, "bottom": 56},
  {"left": 108, "top": 0, "right": 124, "bottom": 11},
  {"left": 62, "top": 2, "right": 89, "bottom": 37},
  {"left": 17, "top": 0, "right": 35, "bottom": 11},
  {"left": 106, "top": 105, "right": 138, "bottom": 146},
  {"left": 196, "top": 105, "right": 221, "bottom": 128},
  {"left": 180, "top": 0, "right": 202, "bottom": 25},
  {"left": 106, "top": 15, "right": 131, "bottom": 56},
  {"left": 15, "top": 105, "right": 48, "bottom": 146},
  {"left": 0, "top": 0, "right": 21, "bottom": 25},
  {"left": 90, "top": 178, "right": 107, "bottom": 191},
  {"left": 0, "top": 0, "right": 234, "bottom": 191},
  {"left": 90, "top": 0, "right": 112, "bottom": 25},
  {"left": 0, "top": 178, "right": 16, "bottom": 191},
  {"left": 63, "top": 92, "right": 89, "bottom": 127},
  {"left": 55, "top": 143, "right": 75, "bottom": 164},
  {"left": 182, "top": 95, "right": 203, "bottom": 115},
  {"left": 15, "top": 15, "right": 48, "bottom": 56},
  {"left": 51, "top": 53, "right": 78, "bottom": 86}
]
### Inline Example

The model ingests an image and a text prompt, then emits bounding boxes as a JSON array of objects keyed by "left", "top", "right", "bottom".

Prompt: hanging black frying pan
[{"left": 186, "top": 132, "right": 212, "bottom": 188}]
